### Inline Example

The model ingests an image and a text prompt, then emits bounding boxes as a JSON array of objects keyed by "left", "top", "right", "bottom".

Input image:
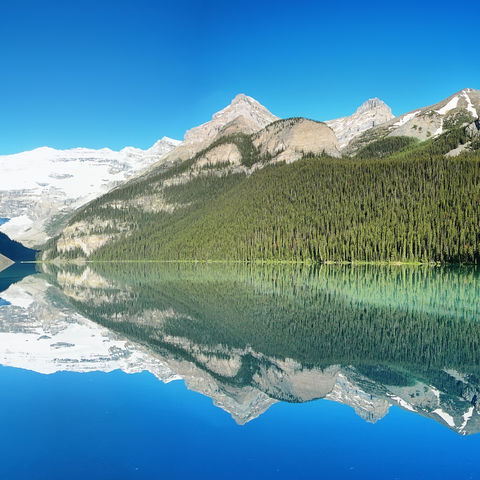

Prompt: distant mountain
[
  {"left": 0, "top": 136, "right": 181, "bottom": 247},
  {"left": 326, "top": 98, "right": 394, "bottom": 148},
  {"left": 346, "top": 88, "right": 480, "bottom": 154},
  {"left": 0, "top": 232, "right": 36, "bottom": 262}
]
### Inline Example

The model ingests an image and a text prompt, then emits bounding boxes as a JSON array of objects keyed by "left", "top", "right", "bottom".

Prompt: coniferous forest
[{"left": 48, "top": 127, "right": 480, "bottom": 264}]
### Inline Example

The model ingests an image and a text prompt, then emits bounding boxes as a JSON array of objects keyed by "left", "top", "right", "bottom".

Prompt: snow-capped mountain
[
  {"left": 346, "top": 88, "right": 480, "bottom": 153},
  {"left": 0, "top": 137, "right": 181, "bottom": 247},
  {"left": 326, "top": 98, "right": 394, "bottom": 148}
]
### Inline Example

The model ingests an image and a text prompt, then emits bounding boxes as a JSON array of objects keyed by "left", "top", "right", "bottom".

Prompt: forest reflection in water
[{"left": 21, "top": 261, "right": 479, "bottom": 434}]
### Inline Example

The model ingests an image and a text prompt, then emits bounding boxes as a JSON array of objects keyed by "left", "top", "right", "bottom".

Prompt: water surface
[{"left": 1, "top": 263, "right": 479, "bottom": 479}]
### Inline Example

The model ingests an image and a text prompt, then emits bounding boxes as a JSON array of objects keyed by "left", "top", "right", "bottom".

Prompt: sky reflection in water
[{"left": 0, "top": 263, "right": 480, "bottom": 479}]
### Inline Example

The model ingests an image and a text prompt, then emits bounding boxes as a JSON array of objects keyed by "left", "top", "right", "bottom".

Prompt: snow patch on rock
[{"left": 435, "top": 96, "right": 460, "bottom": 115}]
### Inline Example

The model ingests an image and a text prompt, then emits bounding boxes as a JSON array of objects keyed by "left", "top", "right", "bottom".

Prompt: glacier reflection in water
[{"left": 1, "top": 263, "right": 480, "bottom": 478}]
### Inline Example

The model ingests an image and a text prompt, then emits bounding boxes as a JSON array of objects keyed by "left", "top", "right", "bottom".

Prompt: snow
[
  {"left": 0, "top": 215, "right": 35, "bottom": 241},
  {"left": 462, "top": 91, "right": 478, "bottom": 119},
  {"left": 389, "top": 395, "right": 416, "bottom": 412},
  {"left": 435, "top": 96, "right": 460, "bottom": 115},
  {"left": 0, "top": 276, "right": 182, "bottom": 378},
  {"left": 433, "top": 119, "right": 444, "bottom": 137},
  {"left": 1, "top": 283, "right": 35, "bottom": 308},
  {"left": 460, "top": 406, "right": 474, "bottom": 432},
  {"left": 393, "top": 110, "right": 421, "bottom": 127},
  {"left": 433, "top": 408, "right": 455, "bottom": 427},
  {"left": 0, "top": 137, "right": 181, "bottom": 244}
]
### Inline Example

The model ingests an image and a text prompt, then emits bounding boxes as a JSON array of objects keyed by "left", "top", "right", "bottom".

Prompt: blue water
[
  {"left": 0, "top": 218, "right": 8, "bottom": 226},
  {"left": 1, "top": 264, "right": 480, "bottom": 478},
  {"left": 0, "top": 366, "right": 478, "bottom": 480},
  {"left": 0, "top": 263, "right": 37, "bottom": 294}
]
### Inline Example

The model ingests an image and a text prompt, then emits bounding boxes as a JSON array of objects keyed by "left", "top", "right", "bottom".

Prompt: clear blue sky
[{"left": 1, "top": 0, "right": 478, "bottom": 154}]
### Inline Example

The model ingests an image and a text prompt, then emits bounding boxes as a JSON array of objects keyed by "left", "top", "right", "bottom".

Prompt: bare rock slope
[
  {"left": 253, "top": 118, "right": 340, "bottom": 162},
  {"left": 326, "top": 98, "right": 394, "bottom": 148},
  {"left": 160, "top": 93, "right": 279, "bottom": 165}
]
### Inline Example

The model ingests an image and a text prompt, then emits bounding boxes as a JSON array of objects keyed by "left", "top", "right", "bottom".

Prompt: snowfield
[{"left": 0, "top": 137, "right": 181, "bottom": 246}]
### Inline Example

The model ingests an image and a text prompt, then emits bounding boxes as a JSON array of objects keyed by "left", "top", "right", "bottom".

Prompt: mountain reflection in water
[{"left": 1, "top": 262, "right": 480, "bottom": 435}]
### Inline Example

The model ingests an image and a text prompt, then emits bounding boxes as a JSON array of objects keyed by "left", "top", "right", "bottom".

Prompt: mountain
[
  {"left": 42, "top": 95, "right": 345, "bottom": 261},
  {"left": 0, "top": 253, "right": 13, "bottom": 272},
  {"left": 44, "top": 121, "right": 480, "bottom": 264},
  {"left": 158, "top": 93, "right": 280, "bottom": 166},
  {"left": 0, "top": 92, "right": 393, "bottom": 255},
  {"left": 185, "top": 93, "right": 279, "bottom": 144},
  {"left": 0, "top": 232, "right": 36, "bottom": 262},
  {"left": 326, "top": 98, "right": 394, "bottom": 148},
  {"left": 346, "top": 88, "right": 480, "bottom": 154},
  {"left": 252, "top": 117, "right": 340, "bottom": 162},
  {"left": 0, "top": 136, "right": 181, "bottom": 247},
  {"left": 24, "top": 88, "right": 480, "bottom": 264}
]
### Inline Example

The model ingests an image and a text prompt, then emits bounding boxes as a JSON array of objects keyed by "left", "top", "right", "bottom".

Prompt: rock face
[
  {"left": 185, "top": 94, "right": 279, "bottom": 144},
  {"left": 253, "top": 118, "right": 341, "bottom": 162},
  {"left": 446, "top": 119, "right": 480, "bottom": 157},
  {"left": 326, "top": 98, "right": 394, "bottom": 148},
  {"left": 194, "top": 143, "right": 242, "bottom": 169},
  {"left": 160, "top": 94, "right": 279, "bottom": 166},
  {"left": 0, "top": 137, "right": 181, "bottom": 247},
  {"left": 0, "top": 253, "right": 13, "bottom": 272},
  {"left": 466, "top": 119, "right": 480, "bottom": 139},
  {"left": 346, "top": 88, "right": 480, "bottom": 154}
]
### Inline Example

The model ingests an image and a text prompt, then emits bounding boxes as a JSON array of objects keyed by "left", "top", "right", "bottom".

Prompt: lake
[{"left": 0, "top": 262, "right": 480, "bottom": 479}]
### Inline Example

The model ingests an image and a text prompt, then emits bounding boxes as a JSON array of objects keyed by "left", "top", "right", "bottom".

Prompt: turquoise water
[{"left": 1, "top": 263, "right": 480, "bottom": 478}]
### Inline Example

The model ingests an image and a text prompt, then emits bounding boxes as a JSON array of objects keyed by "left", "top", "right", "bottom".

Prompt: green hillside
[{"left": 45, "top": 126, "right": 480, "bottom": 264}]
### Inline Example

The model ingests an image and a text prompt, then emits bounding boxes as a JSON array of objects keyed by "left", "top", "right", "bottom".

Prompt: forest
[{"left": 47, "top": 125, "right": 480, "bottom": 264}]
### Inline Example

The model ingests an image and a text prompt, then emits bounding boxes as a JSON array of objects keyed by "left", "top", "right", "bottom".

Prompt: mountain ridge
[
  {"left": 0, "top": 136, "right": 181, "bottom": 247},
  {"left": 326, "top": 97, "right": 394, "bottom": 147},
  {"left": 3, "top": 87, "right": 480, "bottom": 262},
  {"left": 345, "top": 88, "right": 480, "bottom": 154}
]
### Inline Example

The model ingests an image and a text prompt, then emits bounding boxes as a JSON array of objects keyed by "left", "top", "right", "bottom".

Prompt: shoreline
[{"left": 24, "top": 258, "right": 479, "bottom": 267}]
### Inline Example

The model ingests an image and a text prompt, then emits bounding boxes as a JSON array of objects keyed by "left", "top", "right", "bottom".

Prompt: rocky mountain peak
[
  {"left": 230, "top": 93, "right": 255, "bottom": 105},
  {"left": 356, "top": 97, "right": 392, "bottom": 115},
  {"left": 326, "top": 97, "right": 394, "bottom": 148},
  {"left": 345, "top": 88, "right": 480, "bottom": 154},
  {"left": 147, "top": 136, "right": 182, "bottom": 154},
  {"left": 184, "top": 94, "right": 279, "bottom": 145}
]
